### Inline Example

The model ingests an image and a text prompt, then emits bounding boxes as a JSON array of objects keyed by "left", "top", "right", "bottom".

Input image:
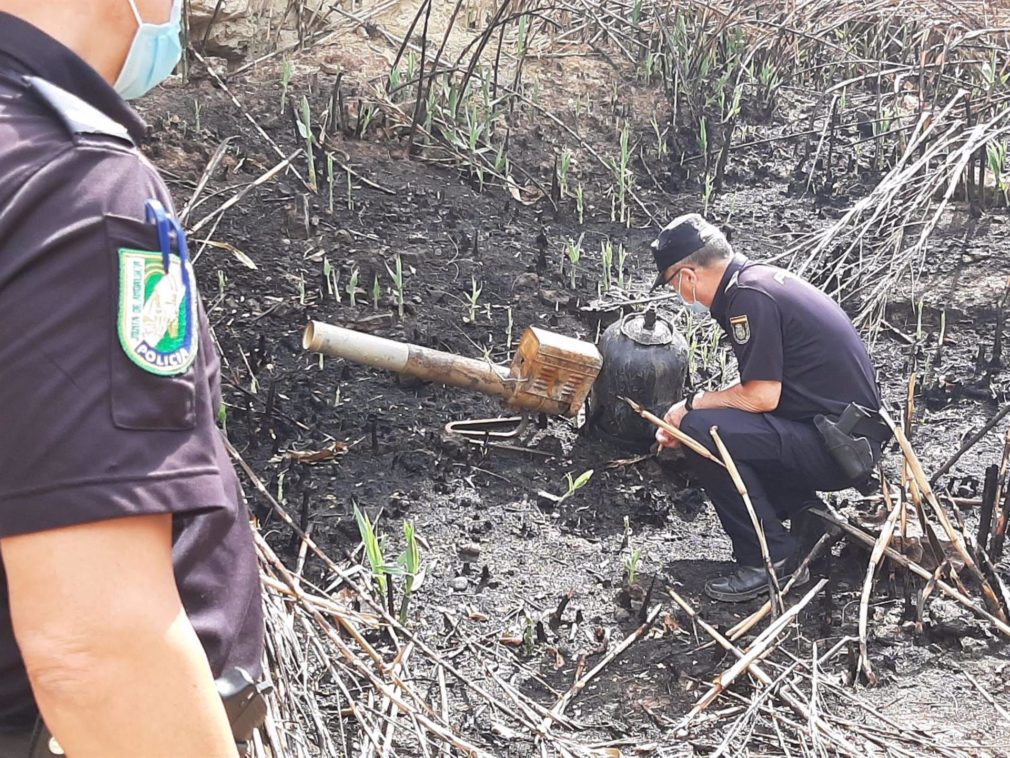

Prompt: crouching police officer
[
  {"left": 0, "top": 1, "right": 265, "bottom": 755},
  {"left": 652, "top": 214, "right": 889, "bottom": 602}
]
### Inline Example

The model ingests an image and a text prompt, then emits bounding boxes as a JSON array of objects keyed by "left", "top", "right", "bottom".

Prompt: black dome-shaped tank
[{"left": 589, "top": 309, "right": 690, "bottom": 451}]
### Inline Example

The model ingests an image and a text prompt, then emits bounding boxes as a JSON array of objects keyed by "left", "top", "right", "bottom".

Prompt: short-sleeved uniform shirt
[
  {"left": 0, "top": 14, "right": 263, "bottom": 729},
  {"left": 709, "top": 254, "right": 880, "bottom": 420}
]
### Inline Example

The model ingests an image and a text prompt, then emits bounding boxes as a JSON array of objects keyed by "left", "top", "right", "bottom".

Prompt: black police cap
[{"left": 648, "top": 213, "right": 717, "bottom": 291}]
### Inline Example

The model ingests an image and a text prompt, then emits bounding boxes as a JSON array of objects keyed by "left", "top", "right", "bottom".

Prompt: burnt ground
[{"left": 138, "top": 24, "right": 1010, "bottom": 756}]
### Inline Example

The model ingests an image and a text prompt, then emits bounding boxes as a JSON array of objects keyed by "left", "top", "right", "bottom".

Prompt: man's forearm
[
  {"left": 26, "top": 610, "right": 238, "bottom": 758},
  {"left": 3, "top": 515, "right": 238, "bottom": 758},
  {"left": 692, "top": 381, "right": 781, "bottom": 414}
]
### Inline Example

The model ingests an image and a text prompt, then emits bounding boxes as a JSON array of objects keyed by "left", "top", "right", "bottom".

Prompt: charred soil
[{"left": 139, "top": 9, "right": 1010, "bottom": 753}]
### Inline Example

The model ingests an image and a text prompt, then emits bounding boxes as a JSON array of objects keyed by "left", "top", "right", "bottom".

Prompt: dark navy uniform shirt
[
  {"left": 0, "top": 13, "right": 263, "bottom": 729},
  {"left": 710, "top": 255, "right": 880, "bottom": 420}
]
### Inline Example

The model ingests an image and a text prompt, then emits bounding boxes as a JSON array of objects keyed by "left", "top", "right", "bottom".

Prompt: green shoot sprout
[
  {"left": 396, "top": 520, "right": 423, "bottom": 624},
  {"left": 601, "top": 240, "right": 614, "bottom": 292},
  {"left": 347, "top": 266, "right": 359, "bottom": 306},
  {"left": 353, "top": 504, "right": 387, "bottom": 595},
  {"left": 385, "top": 254, "right": 405, "bottom": 318},
  {"left": 465, "top": 276, "right": 482, "bottom": 324},
  {"left": 559, "top": 148, "right": 573, "bottom": 198},
  {"left": 565, "top": 235, "right": 584, "bottom": 289},
  {"left": 297, "top": 95, "right": 317, "bottom": 192},
  {"left": 625, "top": 547, "right": 643, "bottom": 585},
  {"left": 651, "top": 115, "right": 667, "bottom": 158},
  {"left": 323, "top": 257, "right": 333, "bottom": 295},
  {"left": 557, "top": 469, "right": 593, "bottom": 506}
]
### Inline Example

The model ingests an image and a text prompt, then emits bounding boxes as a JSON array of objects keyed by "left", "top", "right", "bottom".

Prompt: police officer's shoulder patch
[
  {"left": 117, "top": 248, "right": 199, "bottom": 376},
  {"left": 730, "top": 315, "right": 751, "bottom": 345}
]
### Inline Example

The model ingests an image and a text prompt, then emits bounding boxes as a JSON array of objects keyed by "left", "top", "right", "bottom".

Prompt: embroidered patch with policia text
[
  {"left": 730, "top": 315, "right": 751, "bottom": 345},
  {"left": 117, "top": 248, "right": 198, "bottom": 376}
]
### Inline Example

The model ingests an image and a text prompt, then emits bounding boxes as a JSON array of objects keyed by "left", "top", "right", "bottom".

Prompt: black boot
[
  {"left": 704, "top": 557, "right": 809, "bottom": 603},
  {"left": 790, "top": 505, "right": 827, "bottom": 556}
]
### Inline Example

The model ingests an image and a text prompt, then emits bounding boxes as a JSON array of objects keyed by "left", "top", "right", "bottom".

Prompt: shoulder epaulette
[{"left": 24, "top": 76, "right": 133, "bottom": 145}]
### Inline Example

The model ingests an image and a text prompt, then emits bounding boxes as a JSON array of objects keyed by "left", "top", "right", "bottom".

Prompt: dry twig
[
  {"left": 710, "top": 426, "right": 784, "bottom": 614},
  {"left": 676, "top": 579, "right": 828, "bottom": 733}
]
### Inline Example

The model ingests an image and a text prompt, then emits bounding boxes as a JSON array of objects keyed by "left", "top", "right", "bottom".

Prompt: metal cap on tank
[{"left": 589, "top": 308, "right": 689, "bottom": 451}]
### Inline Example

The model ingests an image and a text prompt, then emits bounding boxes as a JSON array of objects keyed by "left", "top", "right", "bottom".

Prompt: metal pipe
[{"left": 303, "top": 321, "right": 514, "bottom": 400}]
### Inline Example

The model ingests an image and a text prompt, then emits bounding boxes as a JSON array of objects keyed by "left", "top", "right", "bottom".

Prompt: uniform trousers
[
  {"left": 0, "top": 728, "right": 30, "bottom": 758},
  {"left": 679, "top": 408, "right": 855, "bottom": 566}
]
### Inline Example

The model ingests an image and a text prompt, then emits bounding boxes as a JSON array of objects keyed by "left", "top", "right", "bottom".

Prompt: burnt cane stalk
[
  {"left": 979, "top": 464, "right": 999, "bottom": 555},
  {"left": 886, "top": 412, "right": 1008, "bottom": 622},
  {"left": 712, "top": 114, "right": 737, "bottom": 192},
  {"left": 406, "top": 0, "right": 433, "bottom": 157}
]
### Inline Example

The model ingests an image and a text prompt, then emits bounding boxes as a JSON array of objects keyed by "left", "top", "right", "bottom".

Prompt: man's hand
[
  {"left": 655, "top": 400, "right": 688, "bottom": 449},
  {"left": 2, "top": 514, "right": 238, "bottom": 758}
]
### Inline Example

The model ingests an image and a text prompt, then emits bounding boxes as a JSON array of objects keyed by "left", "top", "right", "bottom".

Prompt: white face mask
[
  {"left": 114, "top": 0, "right": 183, "bottom": 100},
  {"left": 676, "top": 271, "right": 709, "bottom": 315}
]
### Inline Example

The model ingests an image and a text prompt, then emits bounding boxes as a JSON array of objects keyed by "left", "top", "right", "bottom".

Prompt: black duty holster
[
  {"left": 814, "top": 403, "right": 891, "bottom": 494},
  {"left": 25, "top": 668, "right": 271, "bottom": 758}
]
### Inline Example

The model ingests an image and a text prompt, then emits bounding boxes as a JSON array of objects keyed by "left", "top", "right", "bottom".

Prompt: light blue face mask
[
  {"left": 114, "top": 0, "right": 183, "bottom": 100},
  {"left": 676, "top": 271, "right": 709, "bottom": 316}
]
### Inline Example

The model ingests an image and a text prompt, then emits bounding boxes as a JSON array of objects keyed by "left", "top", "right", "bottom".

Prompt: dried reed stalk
[
  {"left": 676, "top": 579, "right": 828, "bottom": 733},
  {"left": 710, "top": 426, "right": 784, "bottom": 613}
]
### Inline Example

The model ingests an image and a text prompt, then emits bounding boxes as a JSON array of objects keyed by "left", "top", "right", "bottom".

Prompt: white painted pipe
[
  {"left": 303, "top": 321, "right": 518, "bottom": 403},
  {"left": 303, "top": 321, "right": 409, "bottom": 373}
]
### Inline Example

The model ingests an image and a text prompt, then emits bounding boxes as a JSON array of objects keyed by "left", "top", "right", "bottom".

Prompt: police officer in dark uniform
[
  {"left": 0, "top": 1, "right": 263, "bottom": 755},
  {"left": 653, "top": 214, "right": 888, "bottom": 602}
]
